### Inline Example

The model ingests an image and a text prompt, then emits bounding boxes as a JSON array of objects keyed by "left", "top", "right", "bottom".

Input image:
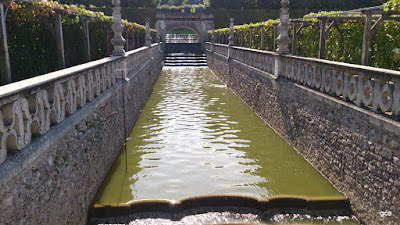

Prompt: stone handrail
[
  {"left": 0, "top": 44, "right": 161, "bottom": 165},
  {"left": 206, "top": 42, "right": 400, "bottom": 119}
]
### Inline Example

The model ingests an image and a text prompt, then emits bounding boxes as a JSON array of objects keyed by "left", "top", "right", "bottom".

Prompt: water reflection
[
  {"left": 94, "top": 67, "right": 342, "bottom": 205},
  {"left": 129, "top": 67, "right": 267, "bottom": 200}
]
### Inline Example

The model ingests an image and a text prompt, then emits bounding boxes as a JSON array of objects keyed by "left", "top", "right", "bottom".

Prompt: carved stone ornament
[
  {"left": 111, "top": 0, "right": 126, "bottom": 56},
  {"left": 276, "top": 0, "right": 291, "bottom": 55}
]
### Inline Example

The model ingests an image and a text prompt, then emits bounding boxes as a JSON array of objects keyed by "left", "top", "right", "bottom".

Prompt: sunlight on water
[{"left": 93, "top": 67, "right": 343, "bottom": 205}]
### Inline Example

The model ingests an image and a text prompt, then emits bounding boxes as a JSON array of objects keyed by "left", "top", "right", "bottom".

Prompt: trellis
[
  {"left": 288, "top": 5, "right": 400, "bottom": 64},
  {"left": 0, "top": 1, "right": 157, "bottom": 85},
  {"left": 212, "top": 5, "right": 400, "bottom": 67}
]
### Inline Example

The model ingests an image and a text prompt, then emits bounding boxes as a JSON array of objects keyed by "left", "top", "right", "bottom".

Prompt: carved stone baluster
[
  {"left": 342, "top": 71, "right": 350, "bottom": 101},
  {"left": 372, "top": 77, "right": 381, "bottom": 112},
  {"left": 95, "top": 69, "right": 101, "bottom": 96},
  {"left": 0, "top": 110, "right": 8, "bottom": 163},
  {"left": 66, "top": 79, "right": 77, "bottom": 115},
  {"left": 335, "top": 70, "right": 344, "bottom": 97},
  {"left": 376, "top": 81, "right": 393, "bottom": 113},
  {"left": 48, "top": 84, "right": 66, "bottom": 124},
  {"left": 331, "top": 68, "right": 337, "bottom": 95},
  {"left": 394, "top": 79, "right": 400, "bottom": 117}
]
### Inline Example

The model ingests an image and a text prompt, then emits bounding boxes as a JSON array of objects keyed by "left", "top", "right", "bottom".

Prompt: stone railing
[
  {"left": 280, "top": 55, "right": 400, "bottom": 117},
  {"left": 0, "top": 44, "right": 161, "bottom": 165},
  {"left": 230, "top": 46, "right": 276, "bottom": 76},
  {"left": 206, "top": 42, "right": 400, "bottom": 119}
]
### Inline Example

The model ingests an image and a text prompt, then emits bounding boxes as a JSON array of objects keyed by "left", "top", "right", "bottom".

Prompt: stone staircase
[
  {"left": 164, "top": 53, "right": 207, "bottom": 66},
  {"left": 163, "top": 43, "right": 207, "bottom": 67}
]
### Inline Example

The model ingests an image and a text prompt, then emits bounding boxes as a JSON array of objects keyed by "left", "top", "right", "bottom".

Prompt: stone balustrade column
[
  {"left": 111, "top": 0, "right": 126, "bottom": 56},
  {"left": 276, "top": 0, "right": 291, "bottom": 55},
  {"left": 145, "top": 17, "right": 152, "bottom": 47}
]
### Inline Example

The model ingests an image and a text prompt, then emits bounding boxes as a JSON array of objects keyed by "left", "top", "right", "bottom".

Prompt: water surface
[{"left": 94, "top": 67, "right": 343, "bottom": 204}]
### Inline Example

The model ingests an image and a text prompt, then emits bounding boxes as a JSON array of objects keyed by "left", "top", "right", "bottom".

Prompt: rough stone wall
[
  {"left": 0, "top": 55, "right": 163, "bottom": 225},
  {"left": 207, "top": 52, "right": 400, "bottom": 225}
]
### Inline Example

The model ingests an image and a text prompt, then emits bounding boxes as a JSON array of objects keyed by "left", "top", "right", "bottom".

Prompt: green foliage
[
  {"left": 157, "top": 3, "right": 206, "bottom": 12},
  {"left": 5, "top": 0, "right": 154, "bottom": 82},
  {"left": 384, "top": 0, "right": 400, "bottom": 11},
  {"left": 213, "top": 8, "right": 400, "bottom": 71},
  {"left": 209, "top": 0, "right": 386, "bottom": 9}
]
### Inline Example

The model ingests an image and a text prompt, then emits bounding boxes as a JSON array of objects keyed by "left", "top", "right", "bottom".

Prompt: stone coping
[
  {"left": 205, "top": 42, "right": 400, "bottom": 78},
  {"left": 90, "top": 195, "right": 351, "bottom": 218},
  {"left": 0, "top": 43, "right": 161, "bottom": 102},
  {"left": 0, "top": 57, "right": 121, "bottom": 101}
]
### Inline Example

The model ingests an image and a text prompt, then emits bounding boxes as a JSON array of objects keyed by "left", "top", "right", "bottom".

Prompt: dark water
[{"left": 94, "top": 67, "right": 344, "bottom": 204}]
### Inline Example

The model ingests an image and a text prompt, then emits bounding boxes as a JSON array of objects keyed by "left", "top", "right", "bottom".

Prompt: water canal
[{"left": 91, "top": 67, "right": 359, "bottom": 224}]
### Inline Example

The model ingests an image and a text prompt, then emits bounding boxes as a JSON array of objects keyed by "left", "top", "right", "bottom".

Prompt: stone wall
[
  {"left": 207, "top": 47, "right": 400, "bottom": 225},
  {"left": 0, "top": 45, "right": 163, "bottom": 225}
]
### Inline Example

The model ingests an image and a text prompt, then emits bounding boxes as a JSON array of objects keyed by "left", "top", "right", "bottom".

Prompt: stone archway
[{"left": 155, "top": 11, "right": 214, "bottom": 45}]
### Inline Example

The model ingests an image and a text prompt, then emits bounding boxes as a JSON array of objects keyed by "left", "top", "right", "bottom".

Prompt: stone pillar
[
  {"left": 0, "top": 3, "right": 11, "bottom": 84},
  {"left": 145, "top": 17, "right": 152, "bottom": 47},
  {"left": 276, "top": 0, "right": 290, "bottom": 55},
  {"left": 228, "top": 18, "right": 235, "bottom": 47},
  {"left": 55, "top": 13, "right": 65, "bottom": 69},
  {"left": 111, "top": 0, "right": 126, "bottom": 56}
]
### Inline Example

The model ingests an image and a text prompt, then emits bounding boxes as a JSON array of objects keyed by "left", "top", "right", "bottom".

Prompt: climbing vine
[
  {"left": 4, "top": 0, "right": 155, "bottom": 82},
  {"left": 212, "top": 3, "right": 400, "bottom": 71}
]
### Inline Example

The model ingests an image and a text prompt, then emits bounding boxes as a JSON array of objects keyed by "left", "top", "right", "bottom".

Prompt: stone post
[
  {"left": 228, "top": 18, "right": 235, "bottom": 47},
  {"left": 0, "top": 2, "right": 11, "bottom": 84},
  {"left": 145, "top": 17, "right": 152, "bottom": 47},
  {"left": 111, "top": 0, "right": 126, "bottom": 56},
  {"left": 276, "top": 0, "right": 291, "bottom": 55}
]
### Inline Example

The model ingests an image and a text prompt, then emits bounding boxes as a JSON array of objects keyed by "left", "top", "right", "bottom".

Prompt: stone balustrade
[
  {"left": 280, "top": 55, "right": 400, "bottom": 117},
  {"left": 0, "top": 44, "right": 161, "bottom": 166},
  {"left": 206, "top": 42, "right": 400, "bottom": 120}
]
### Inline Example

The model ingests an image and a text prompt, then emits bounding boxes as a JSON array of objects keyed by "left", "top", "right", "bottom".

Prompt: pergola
[
  {"left": 213, "top": 5, "right": 400, "bottom": 67},
  {"left": 288, "top": 5, "right": 400, "bottom": 65}
]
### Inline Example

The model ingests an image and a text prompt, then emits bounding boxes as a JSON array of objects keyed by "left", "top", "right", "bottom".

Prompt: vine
[
  {"left": 212, "top": 2, "right": 400, "bottom": 71},
  {"left": 3, "top": 0, "right": 155, "bottom": 83}
]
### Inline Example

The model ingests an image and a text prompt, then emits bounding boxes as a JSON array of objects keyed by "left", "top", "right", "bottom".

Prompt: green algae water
[{"left": 94, "top": 67, "right": 344, "bottom": 205}]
